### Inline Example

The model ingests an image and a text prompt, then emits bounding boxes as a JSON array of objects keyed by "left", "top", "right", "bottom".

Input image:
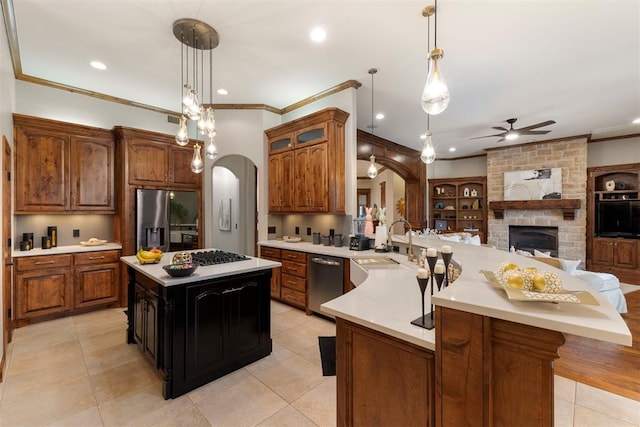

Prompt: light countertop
[
  {"left": 13, "top": 242, "right": 122, "bottom": 258},
  {"left": 121, "top": 249, "right": 281, "bottom": 287},
  {"left": 260, "top": 236, "right": 632, "bottom": 349}
]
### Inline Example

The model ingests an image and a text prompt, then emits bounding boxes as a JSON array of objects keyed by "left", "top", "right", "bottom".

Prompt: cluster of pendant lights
[
  {"left": 173, "top": 18, "right": 220, "bottom": 174},
  {"left": 420, "top": 1, "right": 450, "bottom": 164}
]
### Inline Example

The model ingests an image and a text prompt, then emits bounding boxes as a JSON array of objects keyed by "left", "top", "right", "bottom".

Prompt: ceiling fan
[{"left": 471, "top": 118, "right": 556, "bottom": 143}]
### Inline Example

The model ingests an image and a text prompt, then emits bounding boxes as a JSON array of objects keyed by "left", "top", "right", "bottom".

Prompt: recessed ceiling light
[
  {"left": 633, "top": 117, "right": 640, "bottom": 124},
  {"left": 310, "top": 27, "right": 327, "bottom": 43},
  {"left": 217, "top": 88, "right": 228, "bottom": 95},
  {"left": 90, "top": 61, "right": 106, "bottom": 70},
  {"left": 375, "top": 113, "right": 384, "bottom": 120},
  {"left": 449, "top": 147, "right": 456, "bottom": 152}
]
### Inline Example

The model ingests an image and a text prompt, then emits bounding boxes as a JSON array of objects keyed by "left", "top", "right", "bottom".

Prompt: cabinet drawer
[
  {"left": 282, "top": 250, "right": 306, "bottom": 264},
  {"left": 281, "top": 273, "right": 306, "bottom": 292},
  {"left": 74, "top": 250, "right": 120, "bottom": 266},
  {"left": 282, "top": 260, "right": 306, "bottom": 278},
  {"left": 260, "top": 247, "right": 281, "bottom": 259},
  {"left": 15, "top": 254, "right": 73, "bottom": 271},
  {"left": 280, "top": 286, "right": 306, "bottom": 308}
]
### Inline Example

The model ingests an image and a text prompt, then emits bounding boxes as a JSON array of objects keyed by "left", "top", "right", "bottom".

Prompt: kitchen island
[
  {"left": 121, "top": 249, "right": 280, "bottom": 399},
  {"left": 319, "top": 235, "right": 631, "bottom": 426}
]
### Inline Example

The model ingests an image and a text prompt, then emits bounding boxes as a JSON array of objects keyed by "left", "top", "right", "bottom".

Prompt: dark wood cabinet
[
  {"left": 259, "top": 246, "right": 282, "bottom": 298},
  {"left": 587, "top": 163, "right": 640, "bottom": 284},
  {"left": 14, "top": 250, "right": 121, "bottom": 326},
  {"left": 127, "top": 267, "right": 272, "bottom": 399},
  {"left": 268, "top": 151, "right": 294, "bottom": 212},
  {"left": 134, "top": 282, "right": 159, "bottom": 366},
  {"left": 265, "top": 107, "right": 349, "bottom": 214},
  {"left": 114, "top": 127, "right": 203, "bottom": 306},
  {"left": 428, "top": 176, "right": 487, "bottom": 242},
  {"left": 14, "top": 114, "right": 115, "bottom": 214}
]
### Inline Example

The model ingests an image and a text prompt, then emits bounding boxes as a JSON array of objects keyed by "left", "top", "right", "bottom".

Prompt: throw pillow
[
  {"left": 534, "top": 249, "right": 551, "bottom": 258},
  {"left": 438, "top": 234, "right": 461, "bottom": 242},
  {"left": 465, "top": 234, "right": 481, "bottom": 246},
  {"left": 560, "top": 259, "right": 581, "bottom": 274}
]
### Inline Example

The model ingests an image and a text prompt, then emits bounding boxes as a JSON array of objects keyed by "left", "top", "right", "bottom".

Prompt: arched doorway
[
  {"left": 356, "top": 129, "right": 426, "bottom": 230},
  {"left": 210, "top": 155, "right": 257, "bottom": 256}
]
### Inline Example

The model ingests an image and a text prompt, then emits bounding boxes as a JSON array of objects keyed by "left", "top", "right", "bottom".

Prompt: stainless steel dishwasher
[{"left": 308, "top": 254, "right": 344, "bottom": 317}]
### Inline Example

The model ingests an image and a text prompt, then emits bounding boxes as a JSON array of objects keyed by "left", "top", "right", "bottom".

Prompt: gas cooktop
[{"left": 191, "top": 250, "right": 249, "bottom": 266}]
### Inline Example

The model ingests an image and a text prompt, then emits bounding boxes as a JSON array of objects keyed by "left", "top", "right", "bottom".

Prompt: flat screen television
[{"left": 596, "top": 200, "right": 640, "bottom": 238}]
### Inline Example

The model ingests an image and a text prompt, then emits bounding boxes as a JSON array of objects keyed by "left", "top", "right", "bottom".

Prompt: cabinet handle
[
  {"left": 222, "top": 286, "right": 246, "bottom": 294},
  {"left": 35, "top": 260, "right": 55, "bottom": 265},
  {"left": 88, "top": 256, "right": 105, "bottom": 260}
]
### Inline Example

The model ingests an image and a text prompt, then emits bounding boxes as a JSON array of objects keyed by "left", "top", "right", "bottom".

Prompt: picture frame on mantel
[{"left": 504, "top": 168, "right": 562, "bottom": 200}]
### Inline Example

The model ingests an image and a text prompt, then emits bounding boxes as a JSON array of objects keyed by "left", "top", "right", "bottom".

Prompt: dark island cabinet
[{"left": 127, "top": 267, "right": 272, "bottom": 399}]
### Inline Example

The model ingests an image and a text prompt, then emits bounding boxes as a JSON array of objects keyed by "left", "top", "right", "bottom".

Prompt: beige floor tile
[
  {"left": 252, "top": 354, "right": 325, "bottom": 403},
  {"left": 554, "top": 396, "right": 575, "bottom": 427},
  {"left": 78, "top": 326, "right": 129, "bottom": 355},
  {"left": 292, "top": 376, "right": 337, "bottom": 427},
  {"left": 257, "top": 405, "right": 317, "bottom": 427},
  {"left": 576, "top": 382, "right": 640, "bottom": 425},
  {"left": 297, "top": 342, "right": 322, "bottom": 368},
  {"left": 187, "top": 368, "right": 251, "bottom": 404},
  {"left": 98, "top": 382, "right": 193, "bottom": 426},
  {"left": 83, "top": 341, "right": 142, "bottom": 376},
  {"left": 271, "top": 300, "right": 295, "bottom": 315},
  {"left": 555, "top": 375, "right": 576, "bottom": 403},
  {"left": 574, "top": 404, "right": 638, "bottom": 427},
  {"left": 245, "top": 342, "right": 296, "bottom": 375},
  {"left": 271, "top": 309, "right": 314, "bottom": 335},
  {"left": 0, "top": 376, "right": 96, "bottom": 426},
  {"left": 48, "top": 405, "right": 103, "bottom": 427},
  {"left": 193, "top": 375, "right": 288, "bottom": 426},
  {"left": 10, "top": 318, "right": 78, "bottom": 356},
  {"left": 90, "top": 357, "right": 161, "bottom": 403}
]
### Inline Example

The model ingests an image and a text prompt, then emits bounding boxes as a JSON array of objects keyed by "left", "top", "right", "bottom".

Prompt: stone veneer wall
[{"left": 486, "top": 137, "right": 588, "bottom": 262}]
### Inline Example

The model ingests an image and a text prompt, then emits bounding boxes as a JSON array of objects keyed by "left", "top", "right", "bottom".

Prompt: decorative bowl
[{"left": 163, "top": 263, "right": 198, "bottom": 277}]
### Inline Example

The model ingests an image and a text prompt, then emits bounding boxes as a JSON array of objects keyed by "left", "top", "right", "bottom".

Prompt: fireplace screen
[{"left": 509, "top": 225, "right": 559, "bottom": 257}]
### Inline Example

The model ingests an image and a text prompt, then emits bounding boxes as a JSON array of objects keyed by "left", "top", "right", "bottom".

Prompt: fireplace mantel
[{"left": 489, "top": 199, "right": 581, "bottom": 220}]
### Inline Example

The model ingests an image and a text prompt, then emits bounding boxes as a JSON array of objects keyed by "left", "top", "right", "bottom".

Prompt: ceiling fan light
[
  {"left": 421, "top": 49, "right": 450, "bottom": 115},
  {"left": 505, "top": 131, "right": 519, "bottom": 141},
  {"left": 367, "top": 154, "right": 378, "bottom": 179},
  {"left": 420, "top": 131, "right": 436, "bottom": 164}
]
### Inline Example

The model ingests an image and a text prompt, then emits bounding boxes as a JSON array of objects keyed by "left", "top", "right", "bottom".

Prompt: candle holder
[
  {"left": 434, "top": 270, "right": 445, "bottom": 293},
  {"left": 442, "top": 251, "right": 453, "bottom": 288},
  {"left": 411, "top": 276, "right": 435, "bottom": 330}
]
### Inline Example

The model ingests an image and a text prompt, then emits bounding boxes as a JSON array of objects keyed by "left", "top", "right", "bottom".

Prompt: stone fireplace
[
  {"left": 486, "top": 137, "right": 588, "bottom": 261},
  {"left": 509, "top": 225, "right": 559, "bottom": 257}
]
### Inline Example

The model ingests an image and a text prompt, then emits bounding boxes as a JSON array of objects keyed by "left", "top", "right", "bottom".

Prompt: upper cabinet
[
  {"left": 14, "top": 114, "right": 115, "bottom": 214},
  {"left": 114, "top": 127, "right": 201, "bottom": 190},
  {"left": 265, "top": 107, "right": 349, "bottom": 214}
]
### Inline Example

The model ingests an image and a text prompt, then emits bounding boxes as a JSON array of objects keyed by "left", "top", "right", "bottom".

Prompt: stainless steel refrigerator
[{"left": 135, "top": 189, "right": 170, "bottom": 252}]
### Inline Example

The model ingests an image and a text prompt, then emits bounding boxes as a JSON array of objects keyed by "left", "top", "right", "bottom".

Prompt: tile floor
[{"left": 0, "top": 301, "right": 638, "bottom": 426}]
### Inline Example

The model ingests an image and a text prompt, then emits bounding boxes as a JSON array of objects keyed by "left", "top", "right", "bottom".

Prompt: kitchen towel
[{"left": 318, "top": 336, "right": 336, "bottom": 376}]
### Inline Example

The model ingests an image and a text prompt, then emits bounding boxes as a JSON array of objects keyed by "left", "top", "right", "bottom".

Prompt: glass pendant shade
[
  {"left": 205, "top": 136, "right": 218, "bottom": 160},
  {"left": 175, "top": 115, "right": 189, "bottom": 146},
  {"left": 204, "top": 107, "right": 216, "bottom": 137},
  {"left": 420, "top": 130, "right": 436, "bottom": 164},
  {"left": 367, "top": 154, "right": 378, "bottom": 179},
  {"left": 186, "top": 90, "right": 201, "bottom": 120},
  {"left": 190, "top": 143, "right": 204, "bottom": 174},
  {"left": 197, "top": 106, "right": 207, "bottom": 134},
  {"left": 421, "top": 49, "right": 450, "bottom": 115}
]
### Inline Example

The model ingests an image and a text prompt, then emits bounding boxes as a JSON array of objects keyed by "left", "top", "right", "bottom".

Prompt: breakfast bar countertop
[{"left": 310, "top": 235, "right": 632, "bottom": 350}]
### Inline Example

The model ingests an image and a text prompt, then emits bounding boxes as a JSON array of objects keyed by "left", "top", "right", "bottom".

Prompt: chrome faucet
[{"left": 387, "top": 219, "right": 415, "bottom": 262}]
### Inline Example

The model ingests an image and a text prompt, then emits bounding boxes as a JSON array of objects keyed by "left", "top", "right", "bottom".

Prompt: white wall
[
  {"left": 587, "top": 137, "right": 640, "bottom": 167},
  {"left": 427, "top": 156, "right": 488, "bottom": 179}
]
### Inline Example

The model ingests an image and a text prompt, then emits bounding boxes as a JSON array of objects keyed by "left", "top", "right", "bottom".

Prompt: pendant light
[
  {"left": 173, "top": 18, "right": 219, "bottom": 173},
  {"left": 191, "top": 143, "right": 204, "bottom": 173},
  {"left": 421, "top": 115, "right": 436, "bottom": 164},
  {"left": 421, "top": 2, "right": 450, "bottom": 115},
  {"left": 367, "top": 68, "right": 378, "bottom": 179}
]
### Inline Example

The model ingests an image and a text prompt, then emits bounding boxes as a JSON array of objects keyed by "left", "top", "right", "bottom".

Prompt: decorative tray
[
  {"left": 282, "top": 236, "right": 302, "bottom": 243},
  {"left": 480, "top": 270, "right": 599, "bottom": 305},
  {"left": 80, "top": 238, "right": 107, "bottom": 246}
]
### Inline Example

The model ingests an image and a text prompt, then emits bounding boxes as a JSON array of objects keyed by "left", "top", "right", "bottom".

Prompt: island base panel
[
  {"left": 336, "top": 319, "right": 435, "bottom": 427},
  {"left": 435, "top": 306, "right": 565, "bottom": 427}
]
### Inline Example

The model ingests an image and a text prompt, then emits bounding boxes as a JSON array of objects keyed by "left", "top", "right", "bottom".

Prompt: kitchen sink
[{"left": 352, "top": 257, "right": 400, "bottom": 269}]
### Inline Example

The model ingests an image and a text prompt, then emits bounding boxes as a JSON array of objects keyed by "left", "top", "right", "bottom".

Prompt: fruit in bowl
[
  {"left": 136, "top": 247, "right": 163, "bottom": 264},
  {"left": 163, "top": 263, "right": 198, "bottom": 277}
]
